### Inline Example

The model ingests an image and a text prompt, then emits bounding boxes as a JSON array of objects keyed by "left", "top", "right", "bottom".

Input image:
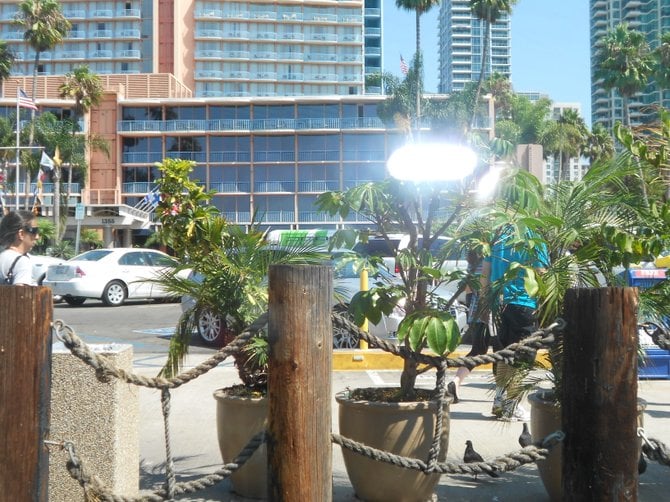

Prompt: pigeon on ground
[
  {"left": 464, "top": 440, "right": 499, "bottom": 479},
  {"left": 518, "top": 423, "right": 532, "bottom": 447}
]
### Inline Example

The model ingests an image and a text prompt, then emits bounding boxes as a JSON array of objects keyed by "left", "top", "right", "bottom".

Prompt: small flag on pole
[
  {"left": 400, "top": 55, "right": 409, "bottom": 76},
  {"left": 142, "top": 190, "right": 161, "bottom": 210},
  {"left": 18, "top": 88, "right": 38, "bottom": 111},
  {"left": 40, "top": 151, "right": 55, "bottom": 171}
]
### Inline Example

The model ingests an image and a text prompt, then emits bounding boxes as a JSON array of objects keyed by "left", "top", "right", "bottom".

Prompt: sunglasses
[{"left": 23, "top": 226, "right": 40, "bottom": 235}]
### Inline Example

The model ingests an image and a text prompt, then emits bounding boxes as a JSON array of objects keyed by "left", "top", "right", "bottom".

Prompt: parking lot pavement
[{"left": 135, "top": 354, "right": 670, "bottom": 501}]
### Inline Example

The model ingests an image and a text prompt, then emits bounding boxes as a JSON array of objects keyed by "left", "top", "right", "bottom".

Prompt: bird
[
  {"left": 464, "top": 440, "right": 499, "bottom": 479},
  {"left": 518, "top": 423, "right": 532, "bottom": 447}
]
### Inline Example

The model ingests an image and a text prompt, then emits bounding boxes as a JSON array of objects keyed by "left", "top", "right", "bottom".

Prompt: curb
[{"left": 332, "top": 348, "right": 551, "bottom": 371}]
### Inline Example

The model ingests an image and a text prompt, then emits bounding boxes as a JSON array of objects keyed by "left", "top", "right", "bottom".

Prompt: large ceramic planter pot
[
  {"left": 336, "top": 388, "right": 450, "bottom": 502},
  {"left": 529, "top": 391, "right": 646, "bottom": 502},
  {"left": 213, "top": 389, "right": 268, "bottom": 499}
]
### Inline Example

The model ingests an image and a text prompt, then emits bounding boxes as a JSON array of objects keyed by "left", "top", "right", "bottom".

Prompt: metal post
[{"left": 359, "top": 267, "right": 369, "bottom": 350}]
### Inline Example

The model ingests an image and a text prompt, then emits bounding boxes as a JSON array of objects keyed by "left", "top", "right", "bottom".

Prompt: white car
[
  {"left": 30, "top": 254, "right": 64, "bottom": 285},
  {"left": 44, "top": 248, "right": 187, "bottom": 306}
]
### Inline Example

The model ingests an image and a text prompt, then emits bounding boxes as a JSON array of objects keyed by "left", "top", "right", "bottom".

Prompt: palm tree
[
  {"left": 0, "top": 41, "right": 15, "bottom": 94},
  {"left": 14, "top": 0, "right": 70, "bottom": 212},
  {"left": 652, "top": 31, "right": 670, "bottom": 90},
  {"left": 541, "top": 109, "right": 588, "bottom": 182},
  {"left": 59, "top": 65, "right": 104, "bottom": 220},
  {"left": 469, "top": 0, "right": 517, "bottom": 128},
  {"left": 594, "top": 23, "right": 653, "bottom": 127},
  {"left": 585, "top": 123, "right": 615, "bottom": 166},
  {"left": 394, "top": 0, "right": 440, "bottom": 132}
]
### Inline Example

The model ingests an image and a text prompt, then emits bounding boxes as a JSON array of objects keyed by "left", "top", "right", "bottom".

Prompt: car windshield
[{"left": 71, "top": 250, "right": 114, "bottom": 261}]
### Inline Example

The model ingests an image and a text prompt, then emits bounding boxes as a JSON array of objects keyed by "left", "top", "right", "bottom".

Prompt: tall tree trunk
[
  {"left": 624, "top": 95, "right": 650, "bottom": 208},
  {"left": 470, "top": 17, "right": 491, "bottom": 130},
  {"left": 415, "top": 12, "right": 421, "bottom": 137},
  {"left": 24, "top": 53, "right": 40, "bottom": 210}
]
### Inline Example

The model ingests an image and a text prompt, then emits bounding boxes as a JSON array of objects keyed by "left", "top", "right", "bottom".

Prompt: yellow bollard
[{"left": 359, "top": 267, "right": 369, "bottom": 350}]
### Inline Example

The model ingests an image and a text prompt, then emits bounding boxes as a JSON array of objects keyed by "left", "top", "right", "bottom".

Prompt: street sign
[{"left": 75, "top": 203, "right": 85, "bottom": 221}]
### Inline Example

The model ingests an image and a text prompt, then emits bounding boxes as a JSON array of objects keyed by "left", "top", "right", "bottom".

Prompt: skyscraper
[
  {"left": 590, "top": 0, "right": 670, "bottom": 129},
  {"left": 437, "top": 0, "right": 511, "bottom": 93},
  {"left": 0, "top": 0, "right": 382, "bottom": 97}
]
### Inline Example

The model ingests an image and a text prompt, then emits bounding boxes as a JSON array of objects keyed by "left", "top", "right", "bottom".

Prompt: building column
[
  {"left": 122, "top": 229, "right": 133, "bottom": 247},
  {"left": 103, "top": 226, "right": 114, "bottom": 248}
]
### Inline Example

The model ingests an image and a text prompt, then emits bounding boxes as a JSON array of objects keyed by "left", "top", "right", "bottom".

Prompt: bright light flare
[
  {"left": 387, "top": 143, "right": 478, "bottom": 182},
  {"left": 475, "top": 165, "right": 503, "bottom": 201}
]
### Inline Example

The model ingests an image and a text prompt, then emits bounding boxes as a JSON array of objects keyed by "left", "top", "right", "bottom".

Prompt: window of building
[{"left": 297, "top": 134, "right": 339, "bottom": 161}]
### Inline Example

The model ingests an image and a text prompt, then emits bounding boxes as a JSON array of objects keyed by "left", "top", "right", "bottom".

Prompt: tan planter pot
[
  {"left": 529, "top": 391, "right": 646, "bottom": 502},
  {"left": 213, "top": 389, "right": 268, "bottom": 499},
  {"left": 336, "top": 389, "right": 450, "bottom": 502}
]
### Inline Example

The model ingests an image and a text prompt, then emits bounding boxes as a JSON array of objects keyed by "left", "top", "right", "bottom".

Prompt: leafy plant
[{"left": 153, "top": 158, "right": 329, "bottom": 388}]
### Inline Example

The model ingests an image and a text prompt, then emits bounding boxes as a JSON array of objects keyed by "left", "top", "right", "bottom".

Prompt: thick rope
[
  {"left": 160, "top": 389, "right": 176, "bottom": 500},
  {"left": 332, "top": 431, "right": 563, "bottom": 477},
  {"left": 50, "top": 312, "right": 565, "bottom": 501},
  {"left": 59, "top": 431, "right": 266, "bottom": 502},
  {"left": 53, "top": 313, "right": 268, "bottom": 389}
]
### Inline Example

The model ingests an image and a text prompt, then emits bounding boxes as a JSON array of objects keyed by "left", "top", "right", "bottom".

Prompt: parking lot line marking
[{"left": 366, "top": 370, "right": 385, "bottom": 386}]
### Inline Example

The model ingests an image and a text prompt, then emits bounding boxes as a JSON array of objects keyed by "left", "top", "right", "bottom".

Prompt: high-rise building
[
  {"left": 0, "top": 0, "right": 382, "bottom": 97},
  {"left": 590, "top": 0, "right": 670, "bottom": 129},
  {"left": 437, "top": 0, "right": 511, "bottom": 93},
  {"left": 0, "top": 1, "right": 493, "bottom": 245}
]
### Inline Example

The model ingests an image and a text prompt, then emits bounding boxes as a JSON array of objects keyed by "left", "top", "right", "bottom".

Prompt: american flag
[
  {"left": 18, "top": 88, "right": 37, "bottom": 111},
  {"left": 400, "top": 55, "right": 409, "bottom": 76}
]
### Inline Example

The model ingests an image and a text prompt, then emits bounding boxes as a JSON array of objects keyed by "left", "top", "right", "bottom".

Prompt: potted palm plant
[
  {"left": 487, "top": 141, "right": 670, "bottom": 500},
  {"left": 315, "top": 143, "right": 500, "bottom": 500},
  {"left": 153, "top": 158, "right": 330, "bottom": 498}
]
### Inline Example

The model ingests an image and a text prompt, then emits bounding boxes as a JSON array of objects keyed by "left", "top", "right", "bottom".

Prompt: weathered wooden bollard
[
  {"left": 0, "top": 286, "right": 53, "bottom": 501},
  {"left": 562, "top": 287, "right": 639, "bottom": 500},
  {"left": 267, "top": 264, "right": 333, "bottom": 501}
]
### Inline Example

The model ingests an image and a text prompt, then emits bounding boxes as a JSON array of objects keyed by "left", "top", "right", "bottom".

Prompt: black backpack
[{"left": 3, "top": 254, "right": 26, "bottom": 285}]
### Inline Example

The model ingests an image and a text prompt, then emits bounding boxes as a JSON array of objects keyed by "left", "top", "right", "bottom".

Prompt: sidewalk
[{"left": 135, "top": 353, "right": 670, "bottom": 501}]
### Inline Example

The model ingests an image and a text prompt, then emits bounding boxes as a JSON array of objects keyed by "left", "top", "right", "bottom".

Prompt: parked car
[
  {"left": 181, "top": 252, "right": 467, "bottom": 348},
  {"left": 30, "top": 254, "right": 64, "bottom": 285},
  {"left": 44, "top": 248, "right": 187, "bottom": 306}
]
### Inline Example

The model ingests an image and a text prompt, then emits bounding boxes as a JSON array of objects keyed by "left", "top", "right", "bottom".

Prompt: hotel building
[
  {"left": 590, "top": 0, "right": 670, "bottom": 129},
  {"left": 437, "top": 0, "right": 512, "bottom": 93}
]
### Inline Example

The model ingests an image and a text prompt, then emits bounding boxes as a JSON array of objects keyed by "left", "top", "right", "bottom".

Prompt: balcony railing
[
  {"left": 209, "top": 181, "right": 251, "bottom": 192},
  {"left": 122, "top": 152, "right": 164, "bottom": 163},
  {"left": 259, "top": 210, "right": 295, "bottom": 223},
  {"left": 297, "top": 180, "right": 339, "bottom": 192},
  {"left": 253, "top": 151, "right": 295, "bottom": 162},
  {"left": 298, "top": 211, "right": 341, "bottom": 222},
  {"left": 117, "top": 117, "right": 385, "bottom": 133},
  {"left": 254, "top": 181, "right": 295, "bottom": 192},
  {"left": 209, "top": 151, "right": 251, "bottom": 163},
  {"left": 122, "top": 182, "right": 156, "bottom": 193}
]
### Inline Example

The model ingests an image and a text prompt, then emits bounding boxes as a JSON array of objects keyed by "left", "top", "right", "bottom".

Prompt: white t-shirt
[{"left": 0, "top": 249, "right": 34, "bottom": 286}]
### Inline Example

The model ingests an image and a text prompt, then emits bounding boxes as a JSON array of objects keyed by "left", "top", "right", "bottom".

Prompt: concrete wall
[{"left": 49, "top": 343, "right": 139, "bottom": 501}]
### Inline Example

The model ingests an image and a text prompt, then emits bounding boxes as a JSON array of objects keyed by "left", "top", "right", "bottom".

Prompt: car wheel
[
  {"left": 332, "top": 304, "right": 359, "bottom": 349},
  {"left": 196, "top": 307, "right": 232, "bottom": 346},
  {"left": 102, "top": 280, "right": 127, "bottom": 306},
  {"left": 64, "top": 296, "right": 86, "bottom": 306}
]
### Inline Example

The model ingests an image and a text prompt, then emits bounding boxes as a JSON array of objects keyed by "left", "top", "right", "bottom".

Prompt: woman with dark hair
[{"left": 0, "top": 210, "right": 40, "bottom": 285}]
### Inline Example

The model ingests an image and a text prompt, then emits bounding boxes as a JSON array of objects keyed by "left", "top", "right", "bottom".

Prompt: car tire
[
  {"left": 102, "top": 280, "right": 127, "bottom": 306},
  {"left": 196, "top": 307, "right": 234, "bottom": 346},
  {"left": 64, "top": 296, "right": 86, "bottom": 306},
  {"left": 332, "top": 304, "right": 360, "bottom": 349}
]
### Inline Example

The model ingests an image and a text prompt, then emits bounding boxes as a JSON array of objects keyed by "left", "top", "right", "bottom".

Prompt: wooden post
[
  {"left": 267, "top": 265, "right": 332, "bottom": 501},
  {"left": 0, "top": 286, "right": 53, "bottom": 501},
  {"left": 562, "top": 287, "right": 638, "bottom": 500}
]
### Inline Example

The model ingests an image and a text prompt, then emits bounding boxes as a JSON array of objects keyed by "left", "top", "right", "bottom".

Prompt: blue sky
[{"left": 383, "top": 0, "right": 592, "bottom": 124}]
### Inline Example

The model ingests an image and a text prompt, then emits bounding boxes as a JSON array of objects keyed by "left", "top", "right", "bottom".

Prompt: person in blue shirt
[{"left": 481, "top": 227, "right": 549, "bottom": 421}]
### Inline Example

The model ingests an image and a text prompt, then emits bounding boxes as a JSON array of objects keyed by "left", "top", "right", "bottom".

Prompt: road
[{"left": 52, "top": 298, "right": 217, "bottom": 355}]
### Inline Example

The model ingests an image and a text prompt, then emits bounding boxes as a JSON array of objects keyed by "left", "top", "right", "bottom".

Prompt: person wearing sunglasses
[{"left": 0, "top": 210, "right": 40, "bottom": 286}]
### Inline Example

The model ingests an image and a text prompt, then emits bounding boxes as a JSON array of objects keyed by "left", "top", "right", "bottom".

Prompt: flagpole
[{"left": 15, "top": 87, "right": 20, "bottom": 210}]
